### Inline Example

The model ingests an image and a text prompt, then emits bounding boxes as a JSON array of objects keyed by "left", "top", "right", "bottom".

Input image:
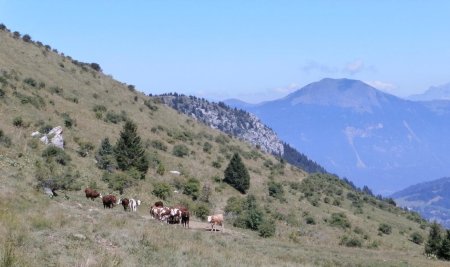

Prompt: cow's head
[
  {"left": 207, "top": 216, "right": 212, "bottom": 223},
  {"left": 137, "top": 200, "right": 141, "bottom": 206}
]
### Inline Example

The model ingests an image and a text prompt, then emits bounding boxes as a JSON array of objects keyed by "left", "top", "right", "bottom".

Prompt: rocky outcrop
[
  {"left": 32, "top": 126, "right": 64, "bottom": 149},
  {"left": 156, "top": 94, "right": 284, "bottom": 155}
]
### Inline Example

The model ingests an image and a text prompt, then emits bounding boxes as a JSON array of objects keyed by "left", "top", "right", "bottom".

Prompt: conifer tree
[
  {"left": 425, "top": 221, "right": 442, "bottom": 256},
  {"left": 438, "top": 230, "right": 450, "bottom": 260},
  {"left": 224, "top": 153, "right": 250, "bottom": 193},
  {"left": 95, "top": 137, "right": 114, "bottom": 170},
  {"left": 114, "top": 120, "right": 148, "bottom": 177}
]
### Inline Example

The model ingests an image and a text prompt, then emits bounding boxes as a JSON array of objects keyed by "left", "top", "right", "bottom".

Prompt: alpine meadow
[{"left": 0, "top": 23, "right": 448, "bottom": 267}]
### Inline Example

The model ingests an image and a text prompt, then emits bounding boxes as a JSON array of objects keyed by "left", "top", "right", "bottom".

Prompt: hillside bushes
[{"left": 223, "top": 153, "right": 250, "bottom": 194}]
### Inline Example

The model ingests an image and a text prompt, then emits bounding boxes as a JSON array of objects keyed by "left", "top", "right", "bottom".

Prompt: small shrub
[
  {"left": 410, "top": 232, "right": 424, "bottom": 245},
  {"left": 152, "top": 182, "right": 171, "bottom": 200},
  {"left": 378, "top": 223, "right": 392, "bottom": 235},
  {"left": 203, "top": 142, "right": 212, "bottom": 153},
  {"left": 77, "top": 141, "right": 95, "bottom": 157},
  {"left": 268, "top": 181, "right": 284, "bottom": 201},
  {"left": 62, "top": 113, "right": 75, "bottom": 128},
  {"left": 49, "top": 86, "right": 63, "bottom": 95},
  {"left": 128, "top": 84, "right": 135, "bottom": 91},
  {"left": 212, "top": 161, "right": 221, "bottom": 168},
  {"left": 90, "top": 62, "right": 102, "bottom": 72},
  {"left": 183, "top": 178, "right": 200, "bottom": 200},
  {"left": 12, "top": 116, "right": 23, "bottom": 127},
  {"left": 259, "top": 219, "right": 276, "bottom": 238},
  {"left": 144, "top": 99, "right": 158, "bottom": 111},
  {"left": 23, "top": 77, "right": 37, "bottom": 87},
  {"left": 329, "top": 212, "right": 351, "bottom": 229},
  {"left": 105, "top": 111, "right": 125, "bottom": 124},
  {"left": 42, "top": 146, "right": 71, "bottom": 165},
  {"left": 102, "top": 172, "right": 133, "bottom": 194},
  {"left": 305, "top": 216, "right": 316, "bottom": 225},
  {"left": 193, "top": 203, "right": 210, "bottom": 221},
  {"left": 156, "top": 163, "right": 165, "bottom": 175},
  {"left": 22, "top": 34, "right": 32, "bottom": 42},
  {"left": 339, "top": 235, "right": 362, "bottom": 247},
  {"left": 150, "top": 140, "right": 167, "bottom": 151},
  {"left": 172, "top": 144, "right": 189, "bottom": 157}
]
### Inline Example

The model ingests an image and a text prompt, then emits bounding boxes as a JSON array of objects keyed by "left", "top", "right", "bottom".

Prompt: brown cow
[
  {"left": 180, "top": 208, "right": 190, "bottom": 228},
  {"left": 102, "top": 194, "right": 118, "bottom": 209},
  {"left": 207, "top": 214, "right": 224, "bottom": 232},
  {"left": 84, "top": 188, "right": 102, "bottom": 200},
  {"left": 120, "top": 198, "right": 130, "bottom": 211}
]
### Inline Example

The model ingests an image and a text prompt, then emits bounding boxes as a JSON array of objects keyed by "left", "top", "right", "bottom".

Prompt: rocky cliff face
[{"left": 156, "top": 94, "right": 284, "bottom": 156}]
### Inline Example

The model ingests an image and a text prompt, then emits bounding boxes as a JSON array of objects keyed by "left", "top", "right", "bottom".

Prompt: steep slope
[
  {"left": 392, "top": 177, "right": 450, "bottom": 228},
  {"left": 157, "top": 93, "right": 326, "bottom": 173},
  {"left": 227, "top": 78, "right": 450, "bottom": 194},
  {"left": 0, "top": 25, "right": 443, "bottom": 266}
]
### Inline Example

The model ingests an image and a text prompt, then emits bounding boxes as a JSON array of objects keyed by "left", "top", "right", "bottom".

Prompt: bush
[
  {"left": 410, "top": 232, "right": 424, "bottom": 245},
  {"left": 152, "top": 182, "right": 171, "bottom": 200},
  {"left": 183, "top": 178, "right": 200, "bottom": 200},
  {"left": 42, "top": 146, "right": 71, "bottom": 165},
  {"left": 49, "top": 86, "right": 63, "bottom": 95},
  {"left": 203, "top": 142, "right": 212, "bottom": 153},
  {"left": 62, "top": 113, "right": 75, "bottom": 128},
  {"left": 105, "top": 111, "right": 125, "bottom": 124},
  {"left": 329, "top": 212, "right": 351, "bottom": 229},
  {"left": 77, "top": 141, "right": 95, "bottom": 157},
  {"left": 12, "top": 116, "right": 23, "bottom": 127},
  {"left": 22, "top": 34, "right": 32, "bottom": 42},
  {"left": 156, "top": 163, "right": 165, "bottom": 175},
  {"left": 172, "top": 144, "right": 189, "bottom": 157},
  {"left": 150, "top": 140, "right": 167, "bottom": 151},
  {"left": 0, "top": 129, "right": 12, "bottom": 147},
  {"left": 305, "top": 216, "right": 316, "bottom": 225},
  {"left": 259, "top": 219, "right": 276, "bottom": 238},
  {"left": 90, "top": 63, "right": 102, "bottom": 72},
  {"left": 339, "top": 235, "right": 362, "bottom": 247},
  {"left": 102, "top": 172, "right": 133, "bottom": 194},
  {"left": 23, "top": 77, "right": 37, "bottom": 87},
  {"left": 268, "top": 181, "right": 284, "bottom": 201},
  {"left": 193, "top": 203, "right": 210, "bottom": 221},
  {"left": 378, "top": 223, "right": 392, "bottom": 235}
]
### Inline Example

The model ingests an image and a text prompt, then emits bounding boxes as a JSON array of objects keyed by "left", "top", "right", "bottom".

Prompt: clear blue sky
[{"left": 1, "top": 1, "right": 449, "bottom": 103}]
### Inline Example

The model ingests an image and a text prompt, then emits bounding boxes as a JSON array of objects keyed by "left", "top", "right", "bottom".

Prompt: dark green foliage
[
  {"left": 22, "top": 34, "right": 32, "bottom": 42},
  {"left": 258, "top": 219, "right": 276, "bottom": 238},
  {"left": 90, "top": 63, "right": 102, "bottom": 72},
  {"left": 438, "top": 230, "right": 450, "bottom": 260},
  {"left": 425, "top": 222, "right": 442, "bottom": 256},
  {"left": 409, "top": 232, "right": 424, "bottom": 245},
  {"left": 144, "top": 99, "right": 158, "bottom": 111},
  {"left": 329, "top": 212, "right": 351, "bottom": 229},
  {"left": 305, "top": 216, "right": 316, "bottom": 225},
  {"left": 105, "top": 111, "right": 126, "bottom": 124},
  {"left": 211, "top": 161, "right": 221, "bottom": 168},
  {"left": 268, "top": 181, "right": 285, "bottom": 201},
  {"left": 0, "top": 23, "right": 6, "bottom": 30},
  {"left": 229, "top": 195, "right": 265, "bottom": 231},
  {"left": 13, "top": 31, "right": 20, "bottom": 39},
  {"left": 152, "top": 182, "right": 171, "bottom": 200},
  {"left": 203, "top": 141, "right": 212, "bottom": 153},
  {"left": 97, "top": 138, "right": 115, "bottom": 170},
  {"left": 102, "top": 171, "right": 133, "bottom": 194},
  {"left": 378, "top": 223, "right": 392, "bottom": 235},
  {"left": 183, "top": 178, "right": 200, "bottom": 200},
  {"left": 193, "top": 203, "right": 210, "bottom": 221},
  {"left": 0, "top": 129, "right": 12, "bottom": 147},
  {"left": 224, "top": 196, "right": 245, "bottom": 215},
  {"left": 12, "top": 91, "right": 46, "bottom": 109},
  {"left": 172, "top": 144, "right": 189, "bottom": 157},
  {"left": 77, "top": 141, "right": 94, "bottom": 157},
  {"left": 339, "top": 235, "right": 362, "bottom": 247},
  {"left": 114, "top": 120, "right": 149, "bottom": 178},
  {"left": 12, "top": 116, "right": 23, "bottom": 127},
  {"left": 282, "top": 143, "right": 327, "bottom": 173},
  {"left": 35, "top": 161, "right": 81, "bottom": 191},
  {"left": 62, "top": 113, "right": 75, "bottom": 128},
  {"left": 149, "top": 140, "right": 167, "bottom": 151},
  {"left": 223, "top": 153, "right": 250, "bottom": 194},
  {"left": 156, "top": 163, "right": 165, "bottom": 175},
  {"left": 23, "top": 77, "right": 37, "bottom": 87},
  {"left": 42, "top": 146, "right": 71, "bottom": 165},
  {"left": 93, "top": 104, "right": 107, "bottom": 113}
]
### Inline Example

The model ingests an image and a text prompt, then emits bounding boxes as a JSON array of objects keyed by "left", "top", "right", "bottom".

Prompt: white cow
[{"left": 128, "top": 198, "right": 141, "bottom": 212}]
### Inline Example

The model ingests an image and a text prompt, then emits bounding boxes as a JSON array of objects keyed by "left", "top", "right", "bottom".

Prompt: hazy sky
[{"left": 1, "top": 1, "right": 449, "bottom": 103}]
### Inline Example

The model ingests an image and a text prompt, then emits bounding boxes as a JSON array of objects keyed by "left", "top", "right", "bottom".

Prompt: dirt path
[{"left": 141, "top": 215, "right": 231, "bottom": 234}]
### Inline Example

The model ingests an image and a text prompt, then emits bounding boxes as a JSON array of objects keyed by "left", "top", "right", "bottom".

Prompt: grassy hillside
[{"left": 0, "top": 25, "right": 444, "bottom": 266}]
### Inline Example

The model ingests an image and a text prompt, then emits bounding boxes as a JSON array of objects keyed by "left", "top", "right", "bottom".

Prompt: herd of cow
[{"left": 84, "top": 188, "right": 224, "bottom": 232}]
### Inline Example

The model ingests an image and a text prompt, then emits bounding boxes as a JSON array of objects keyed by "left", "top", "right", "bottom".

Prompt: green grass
[{"left": 0, "top": 27, "right": 446, "bottom": 266}]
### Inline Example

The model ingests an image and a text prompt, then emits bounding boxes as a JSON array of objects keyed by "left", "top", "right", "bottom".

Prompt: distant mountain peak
[
  {"left": 282, "top": 78, "right": 394, "bottom": 113},
  {"left": 409, "top": 82, "right": 450, "bottom": 101}
]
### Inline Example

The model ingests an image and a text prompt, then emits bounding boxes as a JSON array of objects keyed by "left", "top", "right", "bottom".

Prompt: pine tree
[
  {"left": 438, "top": 230, "right": 450, "bottom": 260},
  {"left": 95, "top": 137, "right": 114, "bottom": 170},
  {"left": 224, "top": 153, "right": 250, "bottom": 193},
  {"left": 114, "top": 120, "right": 149, "bottom": 178},
  {"left": 425, "top": 221, "right": 442, "bottom": 257}
]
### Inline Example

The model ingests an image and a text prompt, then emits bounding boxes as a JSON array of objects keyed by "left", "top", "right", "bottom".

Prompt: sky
[{"left": 1, "top": 1, "right": 450, "bottom": 103}]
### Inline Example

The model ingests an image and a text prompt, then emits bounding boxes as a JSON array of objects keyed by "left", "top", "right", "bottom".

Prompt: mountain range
[{"left": 226, "top": 78, "right": 450, "bottom": 194}]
